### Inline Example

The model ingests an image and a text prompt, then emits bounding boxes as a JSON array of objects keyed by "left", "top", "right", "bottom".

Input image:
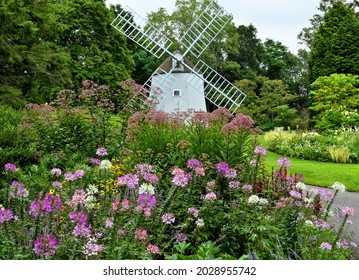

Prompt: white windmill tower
[{"left": 111, "top": 1, "right": 247, "bottom": 114}]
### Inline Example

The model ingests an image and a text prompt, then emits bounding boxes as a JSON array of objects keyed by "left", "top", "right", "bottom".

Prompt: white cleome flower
[
  {"left": 87, "top": 184, "right": 98, "bottom": 195},
  {"left": 258, "top": 198, "right": 269, "bottom": 205},
  {"left": 330, "top": 182, "right": 346, "bottom": 193},
  {"left": 99, "top": 160, "right": 113, "bottom": 170},
  {"left": 248, "top": 195, "right": 260, "bottom": 204},
  {"left": 295, "top": 182, "right": 306, "bottom": 191},
  {"left": 196, "top": 218, "right": 205, "bottom": 228},
  {"left": 138, "top": 183, "right": 155, "bottom": 195}
]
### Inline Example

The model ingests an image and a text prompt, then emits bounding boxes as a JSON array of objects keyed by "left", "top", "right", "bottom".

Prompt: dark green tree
[
  {"left": 309, "top": 2, "right": 359, "bottom": 81},
  {"left": 0, "top": 0, "right": 72, "bottom": 105},
  {"left": 228, "top": 24, "right": 264, "bottom": 80},
  {"left": 54, "top": 0, "right": 134, "bottom": 90}
]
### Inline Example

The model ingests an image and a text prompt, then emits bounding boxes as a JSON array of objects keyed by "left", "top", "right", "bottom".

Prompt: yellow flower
[{"left": 49, "top": 189, "right": 55, "bottom": 195}]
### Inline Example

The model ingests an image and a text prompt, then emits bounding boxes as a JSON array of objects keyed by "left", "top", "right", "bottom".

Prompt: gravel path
[{"left": 305, "top": 185, "right": 359, "bottom": 258}]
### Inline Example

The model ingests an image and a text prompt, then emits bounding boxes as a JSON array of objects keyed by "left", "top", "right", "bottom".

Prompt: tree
[
  {"left": 309, "top": 2, "right": 359, "bottom": 82},
  {"left": 236, "top": 77, "right": 299, "bottom": 131},
  {"left": 55, "top": 0, "right": 134, "bottom": 90},
  {"left": 228, "top": 24, "right": 264, "bottom": 80},
  {"left": 0, "top": 0, "right": 72, "bottom": 104},
  {"left": 309, "top": 73, "right": 359, "bottom": 130}
]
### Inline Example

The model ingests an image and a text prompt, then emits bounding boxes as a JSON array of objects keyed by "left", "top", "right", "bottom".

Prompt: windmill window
[{"left": 173, "top": 89, "right": 181, "bottom": 97}]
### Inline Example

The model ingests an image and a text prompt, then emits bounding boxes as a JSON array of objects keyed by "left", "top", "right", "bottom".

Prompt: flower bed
[{"left": 0, "top": 110, "right": 357, "bottom": 260}]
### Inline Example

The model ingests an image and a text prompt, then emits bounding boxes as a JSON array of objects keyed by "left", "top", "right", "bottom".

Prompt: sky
[{"left": 105, "top": 0, "right": 321, "bottom": 54}]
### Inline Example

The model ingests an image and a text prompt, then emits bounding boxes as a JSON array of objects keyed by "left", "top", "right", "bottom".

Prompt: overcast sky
[{"left": 106, "top": 0, "right": 321, "bottom": 54}]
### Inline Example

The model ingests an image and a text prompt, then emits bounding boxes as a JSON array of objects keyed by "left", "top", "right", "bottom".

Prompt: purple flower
[
  {"left": 320, "top": 242, "right": 332, "bottom": 251},
  {"left": 134, "top": 228, "right": 148, "bottom": 242},
  {"left": 4, "top": 163, "right": 17, "bottom": 173},
  {"left": 254, "top": 146, "right": 267, "bottom": 157},
  {"left": 187, "top": 207, "right": 200, "bottom": 218},
  {"left": 171, "top": 167, "right": 190, "bottom": 187},
  {"left": 289, "top": 189, "right": 302, "bottom": 200},
  {"left": 224, "top": 168, "right": 237, "bottom": 179},
  {"left": 105, "top": 217, "right": 114, "bottom": 228},
  {"left": 277, "top": 157, "right": 290, "bottom": 168},
  {"left": 0, "top": 209, "right": 14, "bottom": 223},
  {"left": 137, "top": 194, "right": 157, "bottom": 209},
  {"left": 215, "top": 162, "right": 229, "bottom": 176},
  {"left": 69, "top": 211, "right": 88, "bottom": 225},
  {"left": 73, "top": 223, "right": 92, "bottom": 238},
  {"left": 242, "top": 184, "right": 253, "bottom": 192},
  {"left": 143, "top": 173, "right": 159, "bottom": 184},
  {"left": 187, "top": 158, "right": 201, "bottom": 170},
  {"left": 33, "top": 234, "right": 58, "bottom": 257},
  {"left": 29, "top": 194, "right": 62, "bottom": 217},
  {"left": 50, "top": 168, "right": 62, "bottom": 176},
  {"left": 229, "top": 181, "right": 241, "bottom": 189},
  {"left": 161, "top": 213, "right": 175, "bottom": 224},
  {"left": 117, "top": 174, "right": 139, "bottom": 189},
  {"left": 74, "top": 169, "right": 85, "bottom": 179},
  {"left": 67, "top": 189, "right": 86, "bottom": 209},
  {"left": 174, "top": 232, "right": 187, "bottom": 243},
  {"left": 10, "top": 181, "right": 29, "bottom": 198},
  {"left": 135, "top": 164, "right": 155, "bottom": 175},
  {"left": 90, "top": 158, "right": 101, "bottom": 165},
  {"left": 146, "top": 244, "right": 160, "bottom": 255},
  {"left": 202, "top": 192, "right": 217, "bottom": 201},
  {"left": 83, "top": 238, "right": 103, "bottom": 256},
  {"left": 96, "top": 147, "right": 108, "bottom": 157}
]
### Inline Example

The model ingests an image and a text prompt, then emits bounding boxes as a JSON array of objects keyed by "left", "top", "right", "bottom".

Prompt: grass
[{"left": 257, "top": 136, "right": 359, "bottom": 192}]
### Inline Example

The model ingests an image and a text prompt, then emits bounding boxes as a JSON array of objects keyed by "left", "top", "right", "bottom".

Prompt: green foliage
[
  {"left": 236, "top": 77, "right": 300, "bottom": 131},
  {"left": 310, "top": 2, "right": 359, "bottom": 81},
  {"left": 309, "top": 73, "right": 359, "bottom": 130},
  {"left": 0, "top": 105, "right": 37, "bottom": 167}
]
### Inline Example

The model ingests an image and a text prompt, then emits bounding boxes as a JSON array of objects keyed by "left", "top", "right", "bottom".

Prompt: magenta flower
[
  {"left": 134, "top": 228, "right": 148, "bottom": 242},
  {"left": 136, "top": 194, "right": 157, "bottom": 216},
  {"left": 146, "top": 244, "right": 160, "bottom": 255},
  {"left": 161, "top": 213, "right": 175, "bottom": 224},
  {"left": 4, "top": 163, "right": 17, "bottom": 173},
  {"left": 69, "top": 211, "right": 88, "bottom": 225},
  {"left": 254, "top": 146, "right": 267, "bottom": 157},
  {"left": 277, "top": 157, "right": 290, "bottom": 168},
  {"left": 342, "top": 206, "right": 355, "bottom": 217},
  {"left": 215, "top": 162, "right": 229, "bottom": 176},
  {"left": 0, "top": 209, "right": 14, "bottom": 223},
  {"left": 29, "top": 194, "right": 62, "bottom": 218},
  {"left": 143, "top": 173, "right": 159, "bottom": 184},
  {"left": 96, "top": 147, "right": 108, "bottom": 157},
  {"left": 117, "top": 174, "right": 139, "bottom": 189},
  {"left": 33, "top": 234, "right": 58, "bottom": 257}
]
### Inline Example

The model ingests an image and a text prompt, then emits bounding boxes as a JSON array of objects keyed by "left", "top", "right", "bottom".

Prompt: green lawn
[{"left": 258, "top": 137, "right": 359, "bottom": 192}]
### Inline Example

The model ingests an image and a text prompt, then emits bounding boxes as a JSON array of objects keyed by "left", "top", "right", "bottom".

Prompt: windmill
[{"left": 110, "top": 1, "right": 246, "bottom": 114}]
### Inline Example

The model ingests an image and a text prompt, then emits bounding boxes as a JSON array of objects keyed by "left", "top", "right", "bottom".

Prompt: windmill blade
[
  {"left": 184, "top": 60, "right": 247, "bottom": 114},
  {"left": 179, "top": 2, "right": 232, "bottom": 58},
  {"left": 111, "top": 6, "right": 173, "bottom": 58}
]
